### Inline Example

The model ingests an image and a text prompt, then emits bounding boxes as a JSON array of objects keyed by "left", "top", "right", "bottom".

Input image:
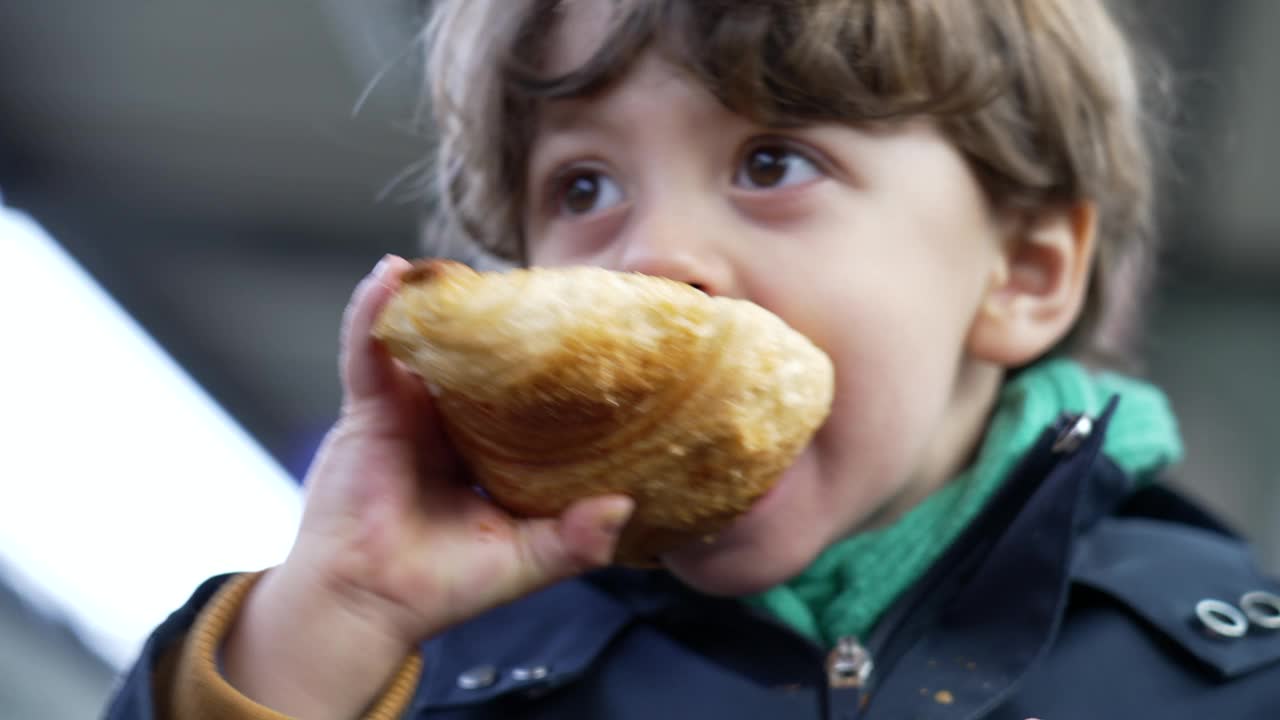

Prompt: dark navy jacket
[{"left": 107, "top": 403, "right": 1280, "bottom": 719}]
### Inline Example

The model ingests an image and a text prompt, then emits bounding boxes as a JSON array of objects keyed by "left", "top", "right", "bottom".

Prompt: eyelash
[
  {"left": 545, "top": 164, "right": 622, "bottom": 218},
  {"left": 733, "top": 139, "right": 827, "bottom": 191},
  {"left": 540, "top": 137, "right": 829, "bottom": 218}
]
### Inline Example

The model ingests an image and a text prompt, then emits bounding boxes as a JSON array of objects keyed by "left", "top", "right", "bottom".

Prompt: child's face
[{"left": 523, "top": 8, "right": 1012, "bottom": 594}]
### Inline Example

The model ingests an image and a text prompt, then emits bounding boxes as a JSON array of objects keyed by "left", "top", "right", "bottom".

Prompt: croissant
[{"left": 372, "top": 259, "right": 834, "bottom": 565}]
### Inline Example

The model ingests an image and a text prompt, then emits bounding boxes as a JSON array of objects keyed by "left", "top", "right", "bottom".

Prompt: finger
[
  {"left": 514, "top": 495, "right": 635, "bottom": 590},
  {"left": 340, "top": 254, "right": 414, "bottom": 407}
]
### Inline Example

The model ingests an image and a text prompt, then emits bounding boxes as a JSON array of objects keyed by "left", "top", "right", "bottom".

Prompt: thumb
[
  {"left": 514, "top": 495, "right": 636, "bottom": 589},
  {"left": 339, "top": 254, "right": 415, "bottom": 408}
]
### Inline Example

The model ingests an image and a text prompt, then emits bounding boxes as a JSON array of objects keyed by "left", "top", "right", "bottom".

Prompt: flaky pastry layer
[{"left": 373, "top": 259, "right": 834, "bottom": 564}]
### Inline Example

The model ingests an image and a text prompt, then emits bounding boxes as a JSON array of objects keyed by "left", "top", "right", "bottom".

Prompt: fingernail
[
  {"left": 599, "top": 497, "right": 635, "bottom": 536},
  {"left": 372, "top": 254, "right": 397, "bottom": 280}
]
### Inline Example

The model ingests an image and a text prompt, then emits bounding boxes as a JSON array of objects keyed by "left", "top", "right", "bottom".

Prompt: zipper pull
[{"left": 827, "top": 635, "right": 873, "bottom": 689}]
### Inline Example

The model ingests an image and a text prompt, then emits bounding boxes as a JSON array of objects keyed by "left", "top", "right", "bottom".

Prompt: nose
[{"left": 614, "top": 207, "right": 735, "bottom": 297}]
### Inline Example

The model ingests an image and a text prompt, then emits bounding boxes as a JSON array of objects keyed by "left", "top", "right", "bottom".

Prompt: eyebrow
[{"left": 535, "top": 96, "right": 617, "bottom": 137}]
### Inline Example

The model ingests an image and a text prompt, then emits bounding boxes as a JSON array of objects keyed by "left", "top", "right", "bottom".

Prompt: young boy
[{"left": 108, "top": 1, "right": 1280, "bottom": 718}]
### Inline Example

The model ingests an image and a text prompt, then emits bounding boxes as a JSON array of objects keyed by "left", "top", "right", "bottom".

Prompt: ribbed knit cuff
[{"left": 165, "top": 571, "right": 424, "bottom": 720}]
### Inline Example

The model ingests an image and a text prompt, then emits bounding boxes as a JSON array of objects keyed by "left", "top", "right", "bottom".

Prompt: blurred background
[{"left": 0, "top": 1, "right": 1276, "bottom": 717}]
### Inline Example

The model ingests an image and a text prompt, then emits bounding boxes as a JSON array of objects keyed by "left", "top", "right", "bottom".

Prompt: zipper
[
  {"left": 826, "top": 635, "right": 873, "bottom": 689},
  {"left": 823, "top": 635, "right": 874, "bottom": 719}
]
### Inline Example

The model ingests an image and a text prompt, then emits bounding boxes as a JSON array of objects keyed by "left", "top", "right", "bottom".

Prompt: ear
[{"left": 966, "top": 202, "right": 1098, "bottom": 367}]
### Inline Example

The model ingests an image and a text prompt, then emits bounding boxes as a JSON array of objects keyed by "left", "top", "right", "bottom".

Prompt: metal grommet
[
  {"left": 457, "top": 664, "right": 498, "bottom": 690},
  {"left": 1241, "top": 591, "right": 1280, "bottom": 630},
  {"left": 511, "top": 665, "right": 550, "bottom": 682},
  {"left": 1195, "top": 599, "right": 1249, "bottom": 638},
  {"left": 1051, "top": 415, "right": 1094, "bottom": 454}
]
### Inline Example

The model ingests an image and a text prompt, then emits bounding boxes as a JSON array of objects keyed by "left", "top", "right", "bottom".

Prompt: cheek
[
  {"left": 818, "top": 295, "right": 966, "bottom": 431},
  {"left": 754, "top": 242, "right": 986, "bottom": 368},
  {"left": 746, "top": 240, "right": 991, "bottom": 479}
]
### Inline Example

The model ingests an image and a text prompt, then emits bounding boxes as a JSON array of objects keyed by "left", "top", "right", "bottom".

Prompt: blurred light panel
[{"left": 0, "top": 198, "right": 303, "bottom": 670}]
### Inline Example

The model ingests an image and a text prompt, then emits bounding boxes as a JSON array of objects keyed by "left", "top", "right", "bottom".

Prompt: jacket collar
[{"left": 863, "top": 399, "right": 1125, "bottom": 718}]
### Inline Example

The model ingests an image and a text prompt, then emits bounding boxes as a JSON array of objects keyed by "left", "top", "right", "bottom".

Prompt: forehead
[{"left": 543, "top": 0, "right": 619, "bottom": 76}]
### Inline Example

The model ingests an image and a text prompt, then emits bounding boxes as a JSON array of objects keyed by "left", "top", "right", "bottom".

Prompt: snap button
[
  {"left": 457, "top": 664, "right": 498, "bottom": 690},
  {"left": 1051, "top": 414, "right": 1093, "bottom": 454},
  {"left": 1240, "top": 591, "right": 1280, "bottom": 630},
  {"left": 511, "top": 665, "right": 550, "bottom": 682},
  {"left": 1195, "top": 599, "right": 1248, "bottom": 638}
]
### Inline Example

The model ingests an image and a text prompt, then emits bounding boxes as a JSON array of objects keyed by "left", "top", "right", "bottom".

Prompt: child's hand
[{"left": 221, "top": 255, "right": 634, "bottom": 719}]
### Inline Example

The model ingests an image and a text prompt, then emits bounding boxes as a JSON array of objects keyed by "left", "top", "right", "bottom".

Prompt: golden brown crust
[{"left": 373, "top": 259, "right": 834, "bottom": 564}]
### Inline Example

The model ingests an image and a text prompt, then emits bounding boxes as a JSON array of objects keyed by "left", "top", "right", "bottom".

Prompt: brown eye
[
  {"left": 557, "top": 171, "right": 623, "bottom": 216},
  {"left": 736, "top": 146, "right": 822, "bottom": 190}
]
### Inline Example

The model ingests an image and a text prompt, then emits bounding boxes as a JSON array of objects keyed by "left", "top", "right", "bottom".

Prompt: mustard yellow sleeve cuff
[{"left": 161, "top": 571, "right": 424, "bottom": 720}]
